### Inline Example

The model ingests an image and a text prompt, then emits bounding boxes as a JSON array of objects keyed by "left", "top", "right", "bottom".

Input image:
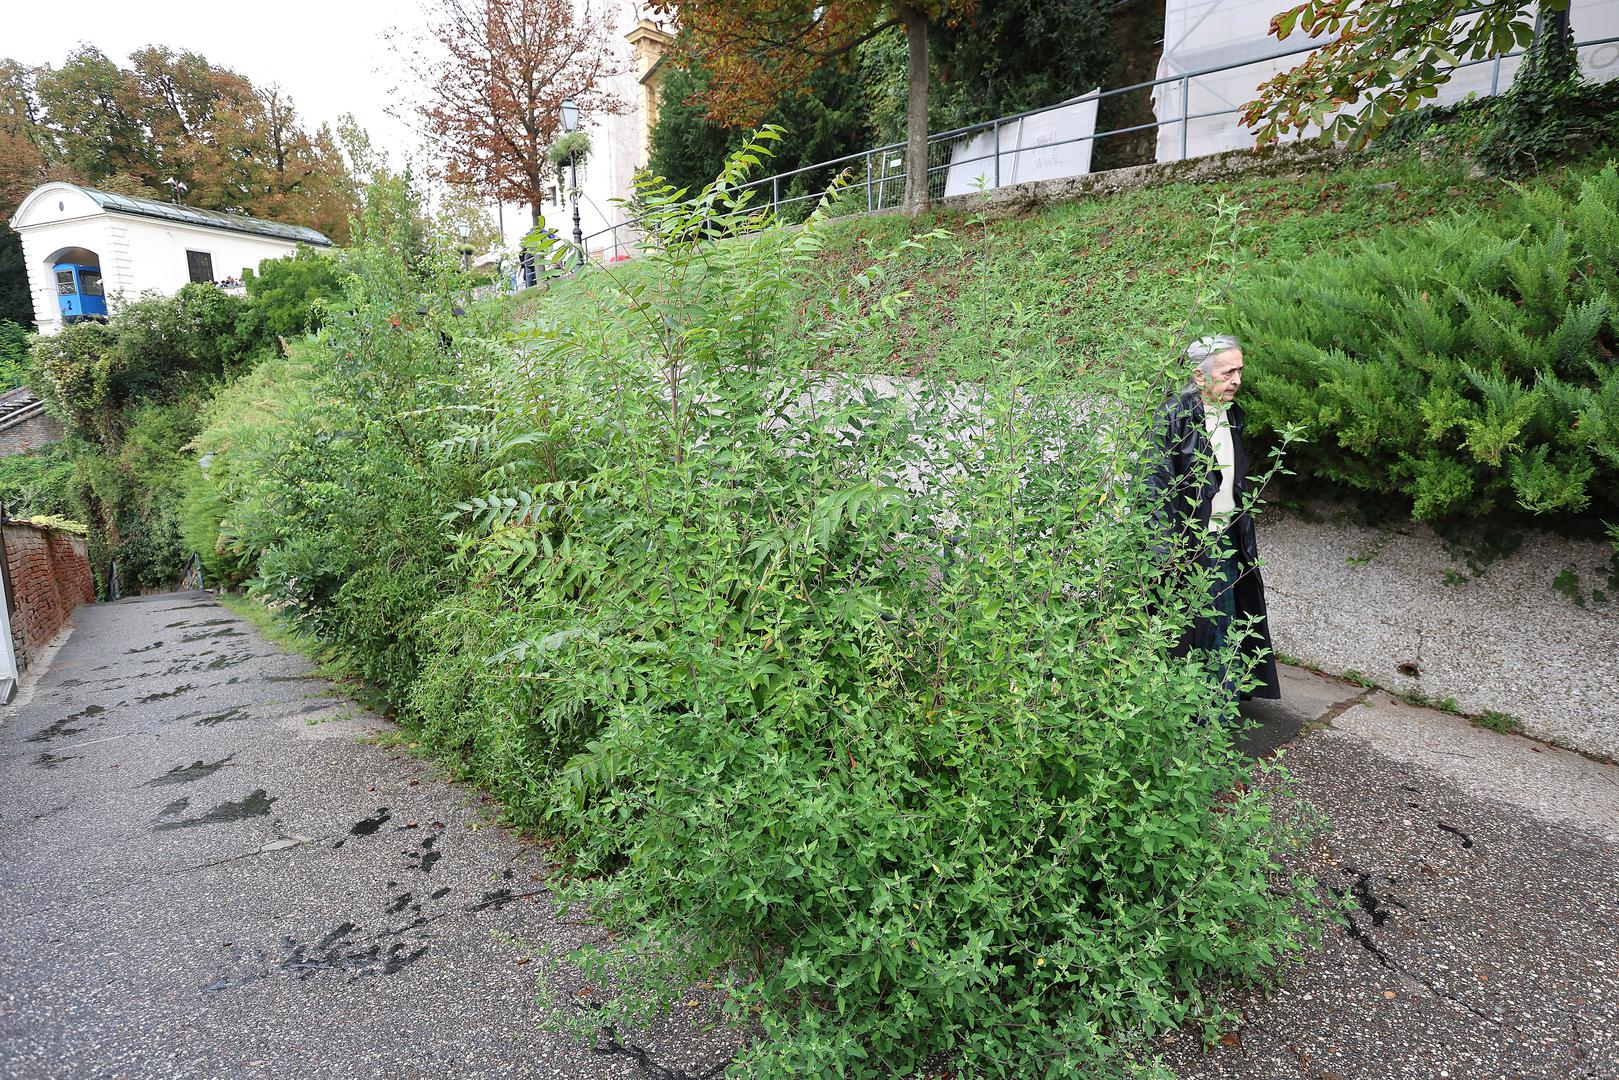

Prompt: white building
[{"left": 8, "top": 182, "right": 333, "bottom": 336}]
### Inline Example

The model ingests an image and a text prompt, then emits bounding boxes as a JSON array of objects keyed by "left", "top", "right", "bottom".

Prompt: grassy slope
[
  {"left": 507, "top": 146, "right": 1602, "bottom": 380},
  {"left": 799, "top": 150, "right": 1512, "bottom": 376}
]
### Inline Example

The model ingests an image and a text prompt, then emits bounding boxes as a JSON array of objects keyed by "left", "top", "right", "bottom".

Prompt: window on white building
[{"left": 186, "top": 250, "right": 214, "bottom": 283}]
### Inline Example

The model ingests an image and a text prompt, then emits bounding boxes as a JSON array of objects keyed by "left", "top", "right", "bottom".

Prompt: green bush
[
  {"left": 421, "top": 141, "right": 1314, "bottom": 1076},
  {"left": 190, "top": 175, "right": 490, "bottom": 702},
  {"left": 0, "top": 319, "right": 30, "bottom": 390},
  {"left": 69, "top": 400, "right": 199, "bottom": 595},
  {"left": 111, "top": 283, "right": 258, "bottom": 390},
  {"left": 243, "top": 245, "right": 344, "bottom": 340},
  {"left": 24, "top": 251, "right": 345, "bottom": 594},
  {"left": 183, "top": 345, "right": 321, "bottom": 587},
  {"left": 27, "top": 320, "right": 118, "bottom": 441},
  {"left": 30, "top": 284, "right": 255, "bottom": 436},
  {"left": 1230, "top": 164, "right": 1619, "bottom": 522},
  {"left": 0, "top": 441, "right": 80, "bottom": 522},
  {"left": 27, "top": 282, "right": 270, "bottom": 594}
]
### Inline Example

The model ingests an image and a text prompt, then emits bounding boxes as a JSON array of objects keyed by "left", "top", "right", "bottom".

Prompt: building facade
[{"left": 8, "top": 182, "right": 332, "bottom": 336}]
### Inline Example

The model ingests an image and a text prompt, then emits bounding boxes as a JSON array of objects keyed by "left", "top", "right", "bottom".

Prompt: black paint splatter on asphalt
[
  {"left": 144, "top": 756, "right": 235, "bottom": 785},
  {"left": 28, "top": 704, "right": 106, "bottom": 743},
  {"left": 154, "top": 789, "right": 275, "bottom": 831}
]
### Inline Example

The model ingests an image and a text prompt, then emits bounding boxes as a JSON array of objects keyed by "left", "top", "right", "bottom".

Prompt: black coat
[{"left": 1145, "top": 387, "right": 1281, "bottom": 700}]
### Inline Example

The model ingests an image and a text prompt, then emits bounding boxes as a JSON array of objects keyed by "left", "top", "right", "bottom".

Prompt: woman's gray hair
[{"left": 1185, "top": 334, "right": 1242, "bottom": 377}]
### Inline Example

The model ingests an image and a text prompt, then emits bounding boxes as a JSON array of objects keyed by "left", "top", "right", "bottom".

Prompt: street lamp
[{"left": 560, "top": 98, "right": 584, "bottom": 262}]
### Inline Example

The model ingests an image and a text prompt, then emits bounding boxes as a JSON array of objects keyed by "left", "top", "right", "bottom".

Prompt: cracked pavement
[
  {"left": 1163, "top": 671, "right": 1619, "bottom": 1079},
  {"left": 3, "top": 592, "right": 1616, "bottom": 1078},
  {"left": 0, "top": 592, "right": 737, "bottom": 1079}
]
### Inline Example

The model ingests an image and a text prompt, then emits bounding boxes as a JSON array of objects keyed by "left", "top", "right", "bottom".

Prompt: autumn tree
[
  {"left": 0, "top": 61, "right": 53, "bottom": 206},
  {"left": 1243, "top": 0, "right": 1573, "bottom": 146},
  {"left": 652, "top": 0, "right": 977, "bottom": 214},
  {"left": 397, "top": 0, "right": 624, "bottom": 225},
  {"left": 16, "top": 43, "right": 363, "bottom": 238},
  {"left": 0, "top": 61, "right": 51, "bottom": 323},
  {"left": 32, "top": 47, "right": 150, "bottom": 190}
]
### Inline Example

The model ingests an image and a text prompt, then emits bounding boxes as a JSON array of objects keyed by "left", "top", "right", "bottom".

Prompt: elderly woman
[{"left": 1146, "top": 334, "right": 1281, "bottom": 704}]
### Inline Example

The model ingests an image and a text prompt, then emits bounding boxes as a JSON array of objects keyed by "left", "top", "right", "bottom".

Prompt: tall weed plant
[{"left": 413, "top": 133, "right": 1315, "bottom": 1076}]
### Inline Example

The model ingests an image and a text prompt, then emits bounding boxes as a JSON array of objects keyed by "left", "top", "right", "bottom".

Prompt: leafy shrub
[
  {"left": 187, "top": 145, "right": 1315, "bottom": 1075},
  {"left": 1230, "top": 164, "right": 1619, "bottom": 522},
  {"left": 71, "top": 400, "right": 199, "bottom": 594},
  {"left": 416, "top": 140, "right": 1315, "bottom": 1076},
  {"left": 0, "top": 319, "right": 30, "bottom": 390},
  {"left": 27, "top": 321, "right": 119, "bottom": 441},
  {"left": 30, "top": 285, "right": 255, "bottom": 436},
  {"left": 183, "top": 346, "right": 320, "bottom": 587},
  {"left": 0, "top": 441, "right": 80, "bottom": 522},
  {"left": 243, "top": 245, "right": 344, "bottom": 340},
  {"left": 190, "top": 175, "right": 490, "bottom": 702},
  {"left": 27, "top": 282, "right": 269, "bottom": 594},
  {"left": 111, "top": 283, "right": 258, "bottom": 391}
]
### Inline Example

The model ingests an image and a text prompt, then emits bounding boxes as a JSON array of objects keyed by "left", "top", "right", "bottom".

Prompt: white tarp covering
[
  {"left": 944, "top": 91, "right": 1101, "bottom": 197},
  {"left": 1152, "top": 0, "right": 1619, "bottom": 163}
]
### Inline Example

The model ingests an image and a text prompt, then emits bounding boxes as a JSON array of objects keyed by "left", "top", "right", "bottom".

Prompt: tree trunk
[
  {"left": 1527, "top": 5, "right": 1575, "bottom": 83},
  {"left": 1543, "top": 7, "right": 1572, "bottom": 43},
  {"left": 897, "top": 2, "right": 931, "bottom": 216}
]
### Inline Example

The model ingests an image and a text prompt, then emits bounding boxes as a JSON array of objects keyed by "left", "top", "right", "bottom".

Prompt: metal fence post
[
  {"left": 1180, "top": 75, "right": 1191, "bottom": 160},
  {"left": 866, "top": 152, "right": 874, "bottom": 213},
  {"left": 992, "top": 119, "right": 1001, "bottom": 189},
  {"left": 1490, "top": 55, "right": 1503, "bottom": 94},
  {"left": 772, "top": 175, "right": 780, "bottom": 216}
]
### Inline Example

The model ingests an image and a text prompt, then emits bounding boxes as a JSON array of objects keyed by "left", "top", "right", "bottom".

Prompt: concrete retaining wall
[
  {"left": 935, "top": 140, "right": 1351, "bottom": 221},
  {"left": 1260, "top": 507, "right": 1619, "bottom": 761},
  {"left": 3, "top": 522, "right": 94, "bottom": 674}
]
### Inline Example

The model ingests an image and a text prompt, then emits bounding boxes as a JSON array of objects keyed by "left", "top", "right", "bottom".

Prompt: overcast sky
[{"left": 7, "top": 1, "right": 432, "bottom": 172}]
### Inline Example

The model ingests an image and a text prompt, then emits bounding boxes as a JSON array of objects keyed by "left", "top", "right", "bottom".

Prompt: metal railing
[{"left": 565, "top": 31, "right": 1619, "bottom": 264}]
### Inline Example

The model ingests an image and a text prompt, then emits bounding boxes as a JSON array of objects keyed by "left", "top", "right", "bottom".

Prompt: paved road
[
  {"left": 0, "top": 593, "right": 735, "bottom": 1080},
  {"left": 3, "top": 592, "right": 1616, "bottom": 1079}
]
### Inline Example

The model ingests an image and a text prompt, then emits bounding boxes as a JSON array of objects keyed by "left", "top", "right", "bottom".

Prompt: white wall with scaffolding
[{"left": 1151, "top": 0, "right": 1619, "bottom": 164}]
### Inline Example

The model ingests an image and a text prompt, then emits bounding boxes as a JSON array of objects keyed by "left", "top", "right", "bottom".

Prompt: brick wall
[
  {"left": 0, "top": 409, "right": 65, "bottom": 458},
  {"left": 3, "top": 522, "right": 94, "bottom": 673}
]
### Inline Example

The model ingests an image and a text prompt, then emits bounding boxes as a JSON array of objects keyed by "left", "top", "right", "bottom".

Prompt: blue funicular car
[{"left": 54, "top": 261, "right": 107, "bottom": 322}]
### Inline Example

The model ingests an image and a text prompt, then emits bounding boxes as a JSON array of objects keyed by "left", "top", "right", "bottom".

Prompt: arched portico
[{"left": 41, "top": 245, "right": 107, "bottom": 323}]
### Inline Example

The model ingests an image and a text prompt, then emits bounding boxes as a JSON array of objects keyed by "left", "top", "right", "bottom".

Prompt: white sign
[{"left": 944, "top": 91, "right": 1101, "bottom": 198}]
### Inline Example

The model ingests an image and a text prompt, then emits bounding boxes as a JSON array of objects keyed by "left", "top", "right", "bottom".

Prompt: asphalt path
[{"left": 0, "top": 592, "right": 736, "bottom": 1080}]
